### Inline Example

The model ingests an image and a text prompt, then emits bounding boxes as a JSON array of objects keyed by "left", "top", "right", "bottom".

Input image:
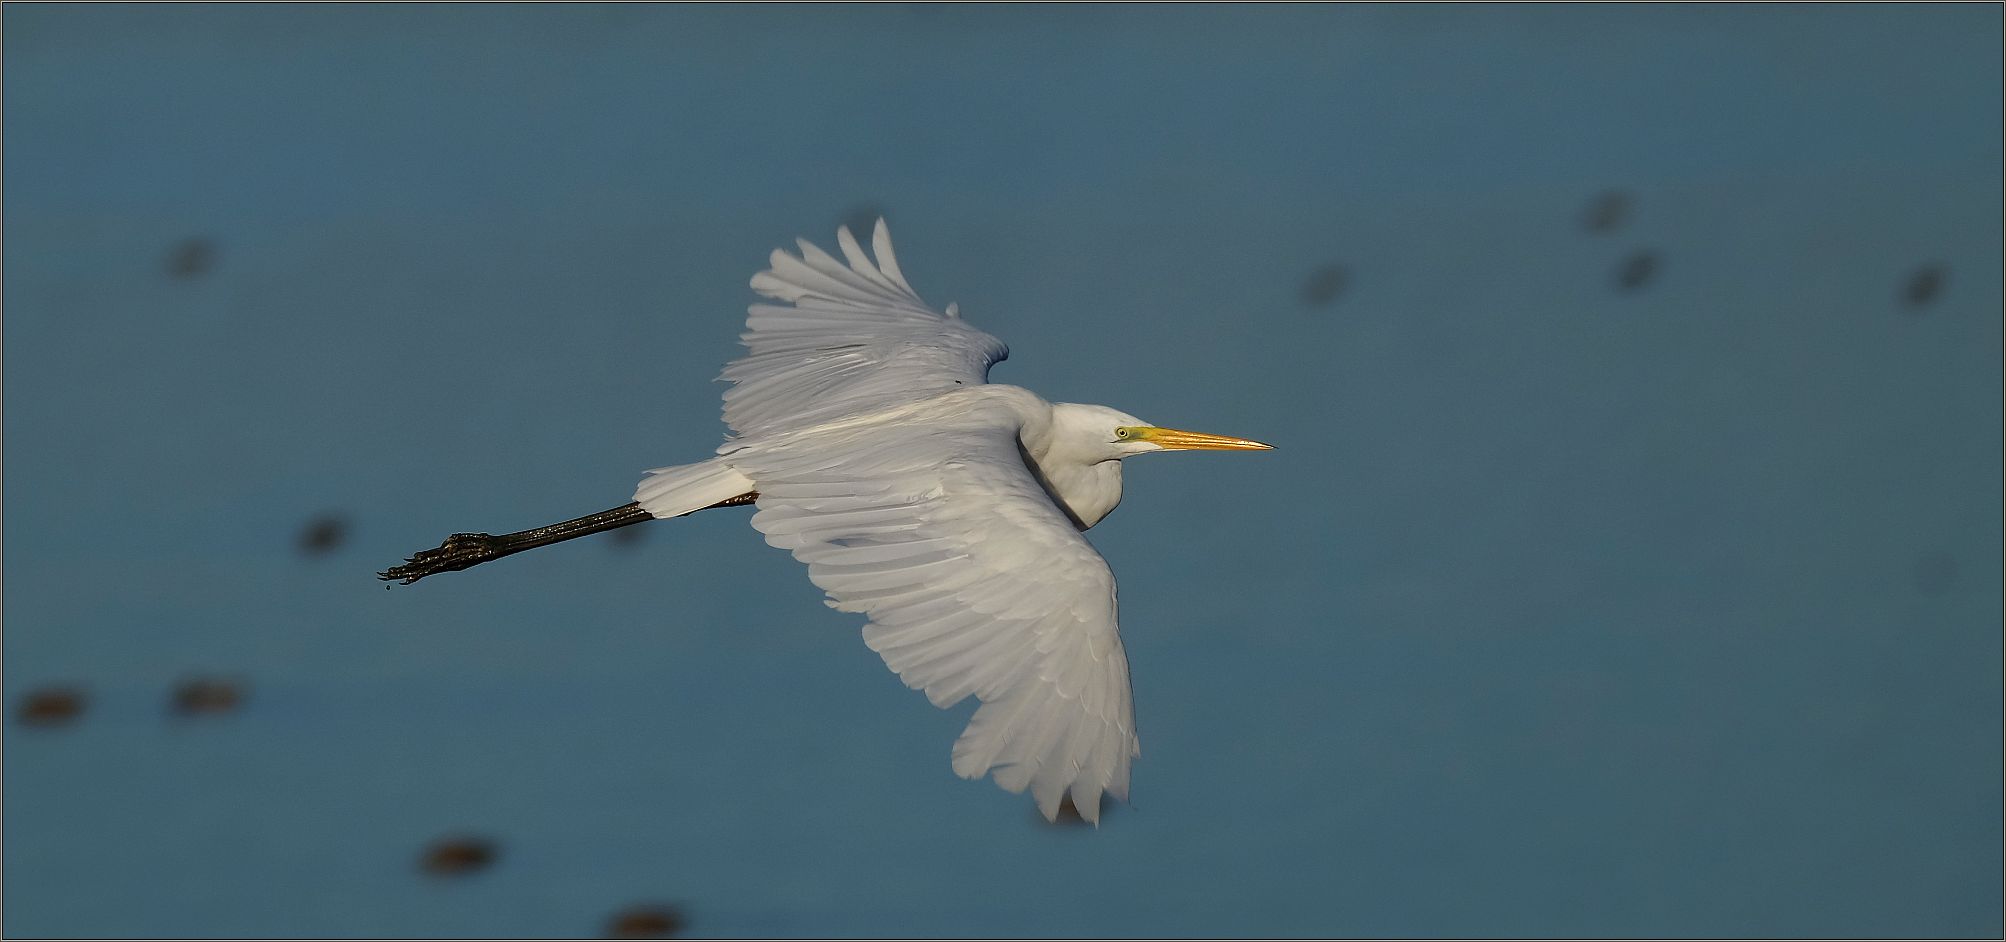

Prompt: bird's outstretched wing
[
  {"left": 721, "top": 220, "right": 1009, "bottom": 439},
  {"left": 733, "top": 413, "right": 1139, "bottom": 824}
]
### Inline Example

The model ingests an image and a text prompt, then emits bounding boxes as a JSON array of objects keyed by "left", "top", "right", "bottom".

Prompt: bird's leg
[{"left": 378, "top": 494, "right": 757, "bottom": 585}]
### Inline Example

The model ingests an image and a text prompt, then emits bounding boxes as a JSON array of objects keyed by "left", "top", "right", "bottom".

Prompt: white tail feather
[{"left": 633, "top": 458, "right": 757, "bottom": 519}]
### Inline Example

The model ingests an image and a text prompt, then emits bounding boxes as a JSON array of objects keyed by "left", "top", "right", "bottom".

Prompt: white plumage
[
  {"left": 723, "top": 223, "right": 1007, "bottom": 439},
  {"left": 633, "top": 221, "right": 1268, "bottom": 823}
]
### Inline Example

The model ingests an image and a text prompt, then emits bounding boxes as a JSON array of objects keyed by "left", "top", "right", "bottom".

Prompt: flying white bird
[{"left": 382, "top": 221, "right": 1272, "bottom": 823}]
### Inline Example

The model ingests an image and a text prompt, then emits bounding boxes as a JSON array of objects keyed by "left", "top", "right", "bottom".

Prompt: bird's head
[{"left": 1050, "top": 403, "right": 1273, "bottom": 462}]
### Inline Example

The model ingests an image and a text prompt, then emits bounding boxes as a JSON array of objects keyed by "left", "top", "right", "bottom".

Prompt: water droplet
[
  {"left": 419, "top": 836, "right": 498, "bottom": 876},
  {"left": 18, "top": 687, "right": 86, "bottom": 728},
  {"left": 298, "top": 514, "right": 349, "bottom": 556},
  {"left": 1581, "top": 190, "right": 1630, "bottom": 234},
  {"left": 165, "top": 237, "right": 217, "bottom": 278},
  {"left": 1299, "top": 263, "right": 1349, "bottom": 307},
  {"left": 606, "top": 904, "right": 687, "bottom": 939},
  {"left": 1615, "top": 250, "right": 1658, "bottom": 291},
  {"left": 1902, "top": 264, "right": 1947, "bottom": 309}
]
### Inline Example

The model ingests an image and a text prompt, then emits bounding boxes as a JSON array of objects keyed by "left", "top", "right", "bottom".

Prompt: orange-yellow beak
[{"left": 1126, "top": 426, "right": 1274, "bottom": 451}]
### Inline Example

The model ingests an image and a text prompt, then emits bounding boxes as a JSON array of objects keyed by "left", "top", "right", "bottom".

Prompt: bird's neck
[
  {"left": 1018, "top": 406, "right": 1125, "bottom": 531},
  {"left": 1036, "top": 458, "right": 1124, "bottom": 530}
]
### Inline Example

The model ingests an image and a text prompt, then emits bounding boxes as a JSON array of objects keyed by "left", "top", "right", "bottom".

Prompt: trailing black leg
[{"left": 378, "top": 494, "right": 757, "bottom": 585}]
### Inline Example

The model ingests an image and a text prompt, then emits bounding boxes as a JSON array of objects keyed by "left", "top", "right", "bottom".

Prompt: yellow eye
[{"left": 1114, "top": 428, "right": 1131, "bottom": 440}]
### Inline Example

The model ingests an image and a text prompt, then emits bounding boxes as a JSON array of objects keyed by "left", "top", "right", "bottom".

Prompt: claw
[{"left": 378, "top": 532, "right": 506, "bottom": 585}]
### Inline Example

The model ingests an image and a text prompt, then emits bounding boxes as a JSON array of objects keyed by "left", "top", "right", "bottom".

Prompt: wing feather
[
  {"left": 871, "top": 220, "right": 917, "bottom": 295},
  {"left": 732, "top": 409, "right": 1139, "bottom": 823},
  {"left": 721, "top": 220, "right": 1007, "bottom": 439}
]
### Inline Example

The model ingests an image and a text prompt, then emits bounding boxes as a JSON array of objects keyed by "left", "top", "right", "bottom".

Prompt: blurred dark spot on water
[
  {"left": 606, "top": 904, "right": 686, "bottom": 939},
  {"left": 1299, "top": 263, "right": 1349, "bottom": 307},
  {"left": 1615, "top": 250, "right": 1658, "bottom": 291},
  {"left": 298, "top": 514, "right": 348, "bottom": 555},
  {"left": 1045, "top": 794, "right": 1114, "bottom": 827},
  {"left": 1902, "top": 264, "right": 1946, "bottom": 309},
  {"left": 420, "top": 836, "right": 497, "bottom": 876},
  {"left": 840, "top": 202, "right": 885, "bottom": 238},
  {"left": 609, "top": 521, "right": 650, "bottom": 549},
  {"left": 165, "top": 237, "right": 217, "bottom": 278},
  {"left": 18, "top": 687, "right": 86, "bottom": 728},
  {"left": 1581, "top": 190, "right": 1630, "bottom": 233},
  {"left": 171, "top": 677, "right": 246, "bottom": 717},
  {"left": 1912, "top": 551, "right": 1958, "bottom": 595}
]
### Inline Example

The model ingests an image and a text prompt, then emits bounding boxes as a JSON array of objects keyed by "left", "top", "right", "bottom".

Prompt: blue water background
[{"left": 5, "top": 5, "right": 2000, "bottom": 936}]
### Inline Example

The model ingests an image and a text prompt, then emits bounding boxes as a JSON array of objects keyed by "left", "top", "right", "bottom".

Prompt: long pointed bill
[{"left": 1132, "top": 427, "right": 1274, "bottom": 451}]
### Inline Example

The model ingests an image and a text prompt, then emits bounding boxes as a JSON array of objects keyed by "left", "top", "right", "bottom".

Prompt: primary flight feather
[{"left": 383, "top": 220, "right": 1271, "bottom": 824}]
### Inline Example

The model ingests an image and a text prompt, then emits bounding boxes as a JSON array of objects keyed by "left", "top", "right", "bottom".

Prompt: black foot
[{"left": 379, "top": 532, "right": 507, "bottom": 585}]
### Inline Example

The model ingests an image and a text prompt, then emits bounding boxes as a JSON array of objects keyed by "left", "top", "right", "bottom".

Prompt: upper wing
[
  {"left": 721, "top": 220, "right": 1009, "bottom": 439},
  {"left": 732, "top": 413, "right": 1139, "bottom": 824}
]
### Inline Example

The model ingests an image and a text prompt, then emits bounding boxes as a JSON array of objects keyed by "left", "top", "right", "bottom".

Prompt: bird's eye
[{"left": 1114, "top": 428, "right": 1130, "bottom": 440}]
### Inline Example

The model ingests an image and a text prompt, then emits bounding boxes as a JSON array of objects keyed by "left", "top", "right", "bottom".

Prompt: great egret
[{"left": 381, "top": 221, "right": 1272, "bottom": 823}]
